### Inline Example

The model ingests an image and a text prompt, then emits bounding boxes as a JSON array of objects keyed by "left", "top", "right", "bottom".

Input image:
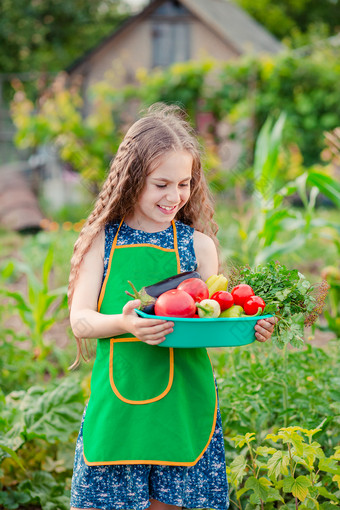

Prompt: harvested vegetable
[
  {"left": 177, "top": 278, "right": 209, "bottom": 302},
  {"left": 154, "top": 289, "right": 196, "bottom": 318},
  {"left": 231, "top": 284, "right": 255, "bottom": 307},
  {"left": 126, "top": 271, "right": 201, "bottom": 313},
  {"left": 211, "top": 291, "right": 234, "bottom": 311},
  {"left": 206, "top": 274, "right": 228, "bottom": 297},
  {"left": 219, "top": 305, "right": 244, "bottom": 318},
  {"left": 243, "top": 295, "right": 266, "bottom": 315},
  {"left": 196, "top": 299, "right": 221, "bottom": 318}
]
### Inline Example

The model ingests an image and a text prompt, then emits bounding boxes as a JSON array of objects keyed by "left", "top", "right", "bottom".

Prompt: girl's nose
[{"left": 166, "top": 187, "right": 181, "bottom": 203}]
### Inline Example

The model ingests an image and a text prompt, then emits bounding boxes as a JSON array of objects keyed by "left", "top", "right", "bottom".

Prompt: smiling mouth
[{"left": 157, "top": 205, "right": 177, "bottom": 213}]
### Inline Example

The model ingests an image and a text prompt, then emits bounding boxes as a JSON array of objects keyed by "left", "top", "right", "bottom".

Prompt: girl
[{"left": 68, "top": 103, "right": 276, "bottom": 510}]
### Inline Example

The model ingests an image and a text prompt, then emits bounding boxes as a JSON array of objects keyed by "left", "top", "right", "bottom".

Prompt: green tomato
[{"left": 219, "top": 305, "right": 244, "bottom": 318}]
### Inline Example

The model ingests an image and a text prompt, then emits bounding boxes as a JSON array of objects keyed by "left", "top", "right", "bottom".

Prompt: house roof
[
  {"left": 181, "top": 0, "right": 283, "bottom": 54},
  {"left": 68, "top": 0, "right": 282, "bottom": 73}
]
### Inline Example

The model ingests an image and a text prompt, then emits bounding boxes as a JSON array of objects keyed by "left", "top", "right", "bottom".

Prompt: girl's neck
[{"left": 124, "top": 216, "right": 173, "bottom": 233}]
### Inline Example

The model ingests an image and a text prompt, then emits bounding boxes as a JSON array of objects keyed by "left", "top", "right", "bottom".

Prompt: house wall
[
  {"left": 71, "top": 16, "right": 240, "bottom": 91},
  {"left": 191, "top": 19, "right": 239, "bottom": 61},
  {"left": 83, "top": 21, "right": 152, "bottom": 89}
]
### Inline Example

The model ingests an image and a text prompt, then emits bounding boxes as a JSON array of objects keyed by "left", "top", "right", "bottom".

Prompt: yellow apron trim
[{"left": 109, "top": 338, "right": 174, "bottom": 405}]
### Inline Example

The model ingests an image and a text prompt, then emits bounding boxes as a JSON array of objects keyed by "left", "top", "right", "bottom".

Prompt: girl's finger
[
  {"left": 142, "top": 325, "right": 174, "bottom": 339},
  {"left": 144, "top": 337, "right": 167, "bottom": 345},
  {"left": 139, "top": 319, "right": 174, "bottom": 329},
  {"left": 123, "top": 299, "right": 141, "bottom": 313},
  {"left": 255, "top": 332, "right": 267, "bottom": 342},
  {"left": 255, "top": 324, "right": 271, "bottom": 337},
  {"left": 258, "top": 319, "right": 275, "bottom": 331}
]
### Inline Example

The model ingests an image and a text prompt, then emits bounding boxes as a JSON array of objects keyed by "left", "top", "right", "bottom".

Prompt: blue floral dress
[{"left": 70, "top": 221, "right": 229, "bottom": 510}]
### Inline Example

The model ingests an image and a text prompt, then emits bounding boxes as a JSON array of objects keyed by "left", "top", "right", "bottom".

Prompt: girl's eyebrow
[{"left": 152, "top": 177, "right": 191, "bottom": 182}]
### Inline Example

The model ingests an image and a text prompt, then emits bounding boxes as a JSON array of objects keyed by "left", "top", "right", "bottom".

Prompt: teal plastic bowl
[{"left": 135, "top": 309, "right": 273, "bottom": 348}]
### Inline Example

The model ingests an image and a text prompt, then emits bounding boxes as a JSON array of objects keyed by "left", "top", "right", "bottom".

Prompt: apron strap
[{"left": 171, "top": 220, "right": 181, "bottom": 273}]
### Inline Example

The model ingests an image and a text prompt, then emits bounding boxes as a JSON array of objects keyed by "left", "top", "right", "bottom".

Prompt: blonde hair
[{"left": 68, "top": 103, "right": 218, "bottom": 366}]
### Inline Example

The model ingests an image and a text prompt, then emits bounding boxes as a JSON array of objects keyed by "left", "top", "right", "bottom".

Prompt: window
[{"left": 151, "top": 1, "right": 191, "bottom": 68}]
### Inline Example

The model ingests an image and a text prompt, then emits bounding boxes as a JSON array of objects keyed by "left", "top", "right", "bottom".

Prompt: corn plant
[
  {"left": 227, "top": 427, "right": 340, "bottom": 510},
  {"left": 1, "top": 247, "right": 68, "bottom": 361},
  {"left": 220, "top": 113, "right": 340, "bottom": 267}
]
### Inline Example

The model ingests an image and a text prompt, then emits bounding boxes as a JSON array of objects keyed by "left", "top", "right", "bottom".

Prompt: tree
[
  {"left": 0, "top": 0, "right": 130, "bottom": 74},
  {"left": 233, "top": 0, "right": 340, "bottom": 42}
]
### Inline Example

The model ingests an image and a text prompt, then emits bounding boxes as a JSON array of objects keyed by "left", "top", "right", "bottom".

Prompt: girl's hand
[
  {"left": 121, "top": 300, "right": 174, "bottom": 345},
  {"left": 255, "top": 316, "right": 278, "bottom": 343}
]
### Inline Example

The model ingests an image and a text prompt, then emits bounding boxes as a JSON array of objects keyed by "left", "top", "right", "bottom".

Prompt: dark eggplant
[{"left": 126, "top": 271, "right": 202, "bottom": 314}]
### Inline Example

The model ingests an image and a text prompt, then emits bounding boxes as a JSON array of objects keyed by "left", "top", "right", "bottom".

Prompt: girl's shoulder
[
  {"left": 193, "top": 229, "right": 216, "bottom": 253},
  {"left": 192, "top": 230, "right": 218, "bottom": 281}
]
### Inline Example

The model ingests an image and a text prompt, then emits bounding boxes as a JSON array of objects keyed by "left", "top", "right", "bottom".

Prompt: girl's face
[{"left": 127, "top": 150, "right": 193, "bottom": 232}]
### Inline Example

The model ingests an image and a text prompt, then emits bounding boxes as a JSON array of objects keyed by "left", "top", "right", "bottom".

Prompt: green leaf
[
  {"left": 23, "top": 379, "right": 84, "bottom": 443},
  {"left": 229, "top": 454, "right": 248, "bottom": 486},
  {"left": 0, "top": 290, "right": 31, "bottom": 312},
  {"left": 245, "top": 476, "right": 271, "bottom": 501},
  {"left": 42, "top": 247, "right": 54, "bottom": 289},
  {"left": 267, "top": 450, "right": 290, "bottom": 478},
  {"left": 17, "top": 471, "right": 70, "bottom": 509},
  {"left": 256, "top": 446, "right": 277, "bottom": 457},
  {"left": 253, "top": 112, "right": 286, "bottom": 202},
  {"left": 283, "top": 475, "right": 312, "bottom": 502},
  {"left": 0, "top": 488, "right": 31, "bottom": 509},
  {"left": 236, "top": 487, "right": 249, "bottom": 499},
  {"left": 231, "top": 432, "right": 256, "bottom": 448},
  {"left": 317, "top": 486, "right": 339, "bottom": 502},
  {"left": 320, "top": 503, "right": 340, "bottom": 510},
  {"left": 307, "top": 171, "right": 340, "bottom": 208},
  {"left": 0, "top": 443, "right": 26, "bottom": 471},
  {"left": 319, "top": 458, "right": 340, "bottom": 475},
  {"left": 254, "top": 234, "right": 307, "bottom": 264},
  {"left": 266, "top": 488, "right": 285, "bottom": 503}
]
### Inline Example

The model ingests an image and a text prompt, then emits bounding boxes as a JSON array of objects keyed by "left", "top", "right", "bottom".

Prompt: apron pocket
[{"left": 110, "top": 339, "right": 174, "bottom": 404}]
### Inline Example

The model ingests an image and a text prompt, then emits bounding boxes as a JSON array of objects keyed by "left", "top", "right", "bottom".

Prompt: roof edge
[{"left": 67, "top": 0, "right": 164, "bottom": 74}]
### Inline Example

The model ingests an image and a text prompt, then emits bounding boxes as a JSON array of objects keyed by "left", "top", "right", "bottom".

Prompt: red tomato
[
  {"left": 177, "top": 278, "right": 209, "bottom": 302},
  {"left": 243, "top": 295, "right": 266, "bottom": 315},
  {"left": 231, "top": 284, "right": 255, "bottom": 307},
  {"left": 211, "top": 291, "right": 234, "bottom": 311},
  {"left": 154, "top": 289, "right": 196, "bottom": 318}
]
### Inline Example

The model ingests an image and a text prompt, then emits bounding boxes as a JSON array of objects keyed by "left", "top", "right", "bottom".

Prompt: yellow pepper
[{"left": 205, "top": 274, "right": 228, "bottom": 297}]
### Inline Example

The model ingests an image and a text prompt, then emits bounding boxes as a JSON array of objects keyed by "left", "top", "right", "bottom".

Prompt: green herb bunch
[{"left": 231, "top": 262, "right": 329, "bottom": 348}]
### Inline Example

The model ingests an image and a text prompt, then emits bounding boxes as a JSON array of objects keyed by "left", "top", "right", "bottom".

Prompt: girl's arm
[
  {"left": 70, "top": 230, "right": 174, "bottom": 345},
  {"left": 193, "top": 231, "right": 219, "bottom": 281},
  {"left": 193, "top": 230, "right": 276, "bottom": 342}
]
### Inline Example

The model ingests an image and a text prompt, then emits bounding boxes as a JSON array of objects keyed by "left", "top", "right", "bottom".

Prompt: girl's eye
[
  {"left": 156, "top": 184, "right": 167, "bottom": 188},
  {"left": 180, "top": 183, "right": 190, "bottom": 187}
]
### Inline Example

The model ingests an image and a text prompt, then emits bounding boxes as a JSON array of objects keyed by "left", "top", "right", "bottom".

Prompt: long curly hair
[{"left": 68, "top": 103, "right": 218, "bottom": 366}]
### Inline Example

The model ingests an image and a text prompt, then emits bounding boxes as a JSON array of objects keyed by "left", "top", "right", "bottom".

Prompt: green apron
[{"left": 83, "top": 220, "right": 217, "bottom": 466}]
